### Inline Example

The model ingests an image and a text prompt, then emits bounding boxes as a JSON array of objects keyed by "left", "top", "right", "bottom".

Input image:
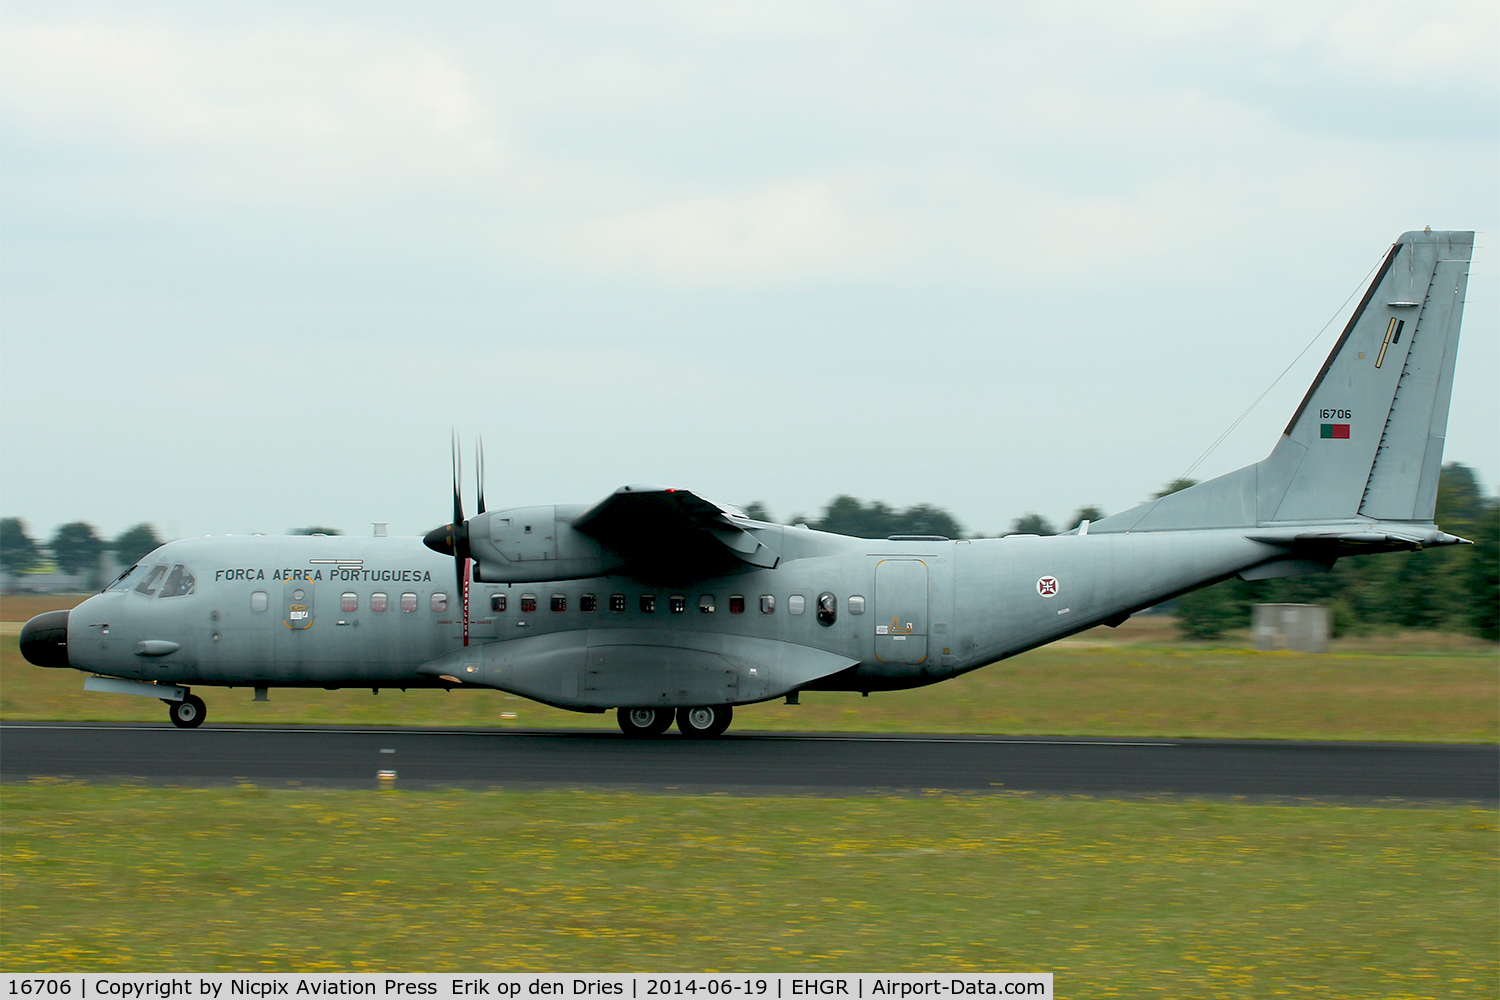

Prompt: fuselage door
[
  {"left": 874, "top": 559, "right": 928, "bottom": 663},
  {"left": 284, "top": 582, "right": 314, "bottom": 630}
]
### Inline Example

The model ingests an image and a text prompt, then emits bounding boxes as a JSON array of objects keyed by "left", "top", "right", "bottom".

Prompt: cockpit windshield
[
  {"left": 106, "top": 564, "right": 142, "bottom": 592},
  {"left": 158, "top": 564, "right": 196, "bottom": 598},
  {"left": 135, "top": 565, "right": 168, "bottom": 596}
]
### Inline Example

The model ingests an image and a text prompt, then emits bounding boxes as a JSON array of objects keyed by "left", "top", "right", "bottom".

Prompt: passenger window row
[
  {"left": 250, "top": 589, "right": 867, "bottom": 627},
  {"left": 249, "top": 590, "right": 437, "bottom": 613},
  {"left": 485, "top": 591, "right": 867, "bottom": 627}
]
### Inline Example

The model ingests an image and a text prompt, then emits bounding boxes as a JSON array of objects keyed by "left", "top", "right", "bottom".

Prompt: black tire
[
  {"left": 169, "top": 694, "right": 206, "bottom": 729},
  {"left": 676, "top": 704, "right": 732, "bottom": 738},
  {"left": 617, "top": 707, "right": 673, "bottom": 737}
]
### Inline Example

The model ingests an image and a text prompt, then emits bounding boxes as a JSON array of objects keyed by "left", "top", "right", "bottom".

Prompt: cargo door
[{"left": 875, "top": 559, "right": 928, "bottom": 663}]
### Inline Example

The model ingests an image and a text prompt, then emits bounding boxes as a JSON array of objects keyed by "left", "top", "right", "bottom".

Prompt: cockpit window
[
  {"left": 106, "top": 564, "right": 142, "bottom": 592},
  {"left": 158, "top": 565, "right": 196, "bottom": 598},
  {"left": 134, "top": 565, "right": 168, "bottom": 597}
]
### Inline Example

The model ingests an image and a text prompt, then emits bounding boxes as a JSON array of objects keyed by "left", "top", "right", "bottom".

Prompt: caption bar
[{"left": 1, "top": 975, "right": 1050, "bottom": 999}]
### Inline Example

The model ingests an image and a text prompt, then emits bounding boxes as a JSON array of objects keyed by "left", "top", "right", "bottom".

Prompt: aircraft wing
[{"left": 571, "top": 485, "right": 780, "bottom": 580}]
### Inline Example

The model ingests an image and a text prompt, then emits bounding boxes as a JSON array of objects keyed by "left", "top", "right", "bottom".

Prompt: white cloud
[
  {"left": 1, "top": 1, "right": 1493, "bottom": 538},
  {"left": 572, "top": 179, "right": 903, "bottom": 285}
]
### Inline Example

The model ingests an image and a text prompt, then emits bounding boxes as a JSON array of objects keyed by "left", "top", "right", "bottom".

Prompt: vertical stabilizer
[
  {"left": 1270, "top": 230, "right": 1472, "bottom": 522},
  {"left": 1087, "top": 230, "right": 1473, "bottom": 535}
]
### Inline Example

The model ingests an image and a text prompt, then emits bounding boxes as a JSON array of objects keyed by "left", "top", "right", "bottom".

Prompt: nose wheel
[
  {"left": 166, "top": 693, "right": 207, "bottom": 729},
  {"left": 676, "top": 704, "right": 732, "bottom": 738},
  {"left": 617, "top": 707, "right": 673, "bottom": 737}
]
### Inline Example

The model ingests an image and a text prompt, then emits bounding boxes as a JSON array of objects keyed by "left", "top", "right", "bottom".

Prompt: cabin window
[
  {"left": 431, "top": 593, "right": 448, "bottom": 613},
  {"left": 581, "top": 593, "right": 597, "bottom": 613},
  {"left": 370, "top": 592, "right": 388, "bottom": 612},
  {"left": 788, "top": 595, "right": 806, "bottom": 615},
  {"left": 551, "top": 594, "right": 567, "bottom": 612},
  {"left": 250, "top": 591, "right": 269, "bottom": 612},
  {"left": 400, "top": 593, "right": 417, "bottom": 613},
  {"left": 490, "top": 594, "right": 506, "bottom": 613},
  {"left": 158, "top": 565, "right": 196, "bottom": 599},
  {"left": 341, "top": 593, "right": 358, "bottom": 613},
  {"left": 669, "top": 595, "right": 687, "bottom": 613},
  {"left": 816, "top": 592, "right": 837, "bottom": 626},
  {"left": 760, "top": 595, "right": 775, "bottom": 614},
  {"left": 848, "top": 595, "right": 866, "bottom": 615},
  {"left": 699, "top": 594, "right": 715, "bottom": 613},
  {"left": 610, "top": 593, "right": 626, "bottom": 613},
  {"left": 729, "top": 595, "right": 745, "bottom": 614},
  {"left": 640, "top": 594, "right": 656, "bottom": 613},
  {"left": 134, "top": 565, "right": 167, "bottom": 597},
  {"left": 520, "top": 595, "right": 537, "bottom": 613}
]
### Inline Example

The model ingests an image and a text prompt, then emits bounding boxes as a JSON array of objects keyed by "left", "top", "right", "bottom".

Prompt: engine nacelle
[{"left": 467, "top": 505, "right": 625, "bottom": 582}]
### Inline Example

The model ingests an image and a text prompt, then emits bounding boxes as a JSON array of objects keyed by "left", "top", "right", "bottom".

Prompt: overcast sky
[{"left": 2, "top": 1, "right": 1496, "bottom": 543}]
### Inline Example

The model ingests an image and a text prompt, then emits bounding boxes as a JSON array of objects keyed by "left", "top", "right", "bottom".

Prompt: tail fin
[
  {"left": 1270, "top": 229, "right": 1472, "bottom": 522},
  {"left": 1092, "top": 230, "right": 1473, "bottom": 533}
]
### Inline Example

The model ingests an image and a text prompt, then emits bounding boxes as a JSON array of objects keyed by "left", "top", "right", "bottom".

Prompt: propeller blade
[
  {"left": 451, "top": 430, "right": 465, "bottom": 528},
  {"left": 475, "top": 435, "right": 486, "bottom": 515},
  {"left": 451, "top": 430, "right": 472, "bottom": 647}
]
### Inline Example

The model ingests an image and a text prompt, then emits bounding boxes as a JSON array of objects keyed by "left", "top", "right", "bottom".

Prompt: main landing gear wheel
[
  {"left": 167, "top": 694, "right": 207, "bottom": 729},
  {"left": 617, "top": 707, "right": 673, "bottom": 737},
  {"left": 676, "top": 705, "right": 732, "bottom": 739}
]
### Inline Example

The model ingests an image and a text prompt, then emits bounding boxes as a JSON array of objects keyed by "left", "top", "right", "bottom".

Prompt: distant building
[
  {"left": 1252, "top": 603, "right": 1331, "bottom": 654},
  {"left": 1, "top": 552, "right": 128, "bottom": 594}
]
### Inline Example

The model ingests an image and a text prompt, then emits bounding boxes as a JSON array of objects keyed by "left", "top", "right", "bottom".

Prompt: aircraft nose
[{"left": 19, "top": 610, "right": 71, "bottom": 668}]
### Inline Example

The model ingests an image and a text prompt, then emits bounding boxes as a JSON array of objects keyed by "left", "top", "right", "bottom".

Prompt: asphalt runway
[{"left": 2, "top": 722, "right": 1495, "bottom": 800}]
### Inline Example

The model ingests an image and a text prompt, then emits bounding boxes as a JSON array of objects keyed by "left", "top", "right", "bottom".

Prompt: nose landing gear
[{"left": 165, "top": 693, "right": 207, "bottom": 729}]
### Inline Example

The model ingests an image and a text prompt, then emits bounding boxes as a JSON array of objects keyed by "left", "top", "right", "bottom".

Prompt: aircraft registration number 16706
[
  {"left": 647, "top": 982, "right": 769, "bottom": 996},
  {"left": 1319, "top": 408, "right": 1352, "bottom": 419},
  {"left": 8, "top": 984, "right": 70, "bottom": 996}
]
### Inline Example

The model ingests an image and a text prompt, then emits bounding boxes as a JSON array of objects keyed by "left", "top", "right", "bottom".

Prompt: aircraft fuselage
[{"left": 56, "top": 524, "right": 1289, "bottom": 710}]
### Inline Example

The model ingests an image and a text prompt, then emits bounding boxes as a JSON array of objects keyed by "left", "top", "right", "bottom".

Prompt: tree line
[
  {"left": 4, "top": 463, "right": 1495, "bottom": 640},
  {"left": 0, "top": 521, "right": 345, "bottom": 590},
  {"left": 1, "top": 520, "right": 164, "bottom": 588}
]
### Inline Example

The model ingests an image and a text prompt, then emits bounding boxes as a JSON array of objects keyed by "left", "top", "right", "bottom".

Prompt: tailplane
[{"left": 1092, "top": 230, "right": 1473, "bottom": 533}]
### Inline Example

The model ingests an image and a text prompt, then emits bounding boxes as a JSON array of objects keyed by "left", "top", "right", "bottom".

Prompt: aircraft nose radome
[
  {"left": 19, "top": 610, "right": 70, "bottom": 669},
  {"left": 423, "top": 524, "right": 455, "bottom": 555}
]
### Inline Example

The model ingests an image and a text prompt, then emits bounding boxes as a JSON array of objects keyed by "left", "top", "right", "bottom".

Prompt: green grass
[
  {"left": 1, "top": 783, "right": 1495, "bottom": 994},
  {"left": 5, "top": 628, "right": 1496, "bottom": 743}
]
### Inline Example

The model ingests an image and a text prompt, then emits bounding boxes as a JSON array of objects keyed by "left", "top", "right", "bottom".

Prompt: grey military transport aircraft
[{"left": 20, "top": 230, "right": 1476, "bottom": 737}]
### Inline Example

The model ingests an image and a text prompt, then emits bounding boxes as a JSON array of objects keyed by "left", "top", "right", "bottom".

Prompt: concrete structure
[{"left": 1252, "top": 603, "right": 1332, "bottom": 653}]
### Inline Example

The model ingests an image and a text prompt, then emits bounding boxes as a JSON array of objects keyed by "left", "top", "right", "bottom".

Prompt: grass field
[
  {"left": 1, "top": 783, "right": 1495, "bottom": 994},
  {"left": 4, "top": 596, "right": 1496, "bottom": 741}
]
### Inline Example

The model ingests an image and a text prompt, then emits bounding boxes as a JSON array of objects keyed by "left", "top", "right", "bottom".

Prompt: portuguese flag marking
[{"left": 1321, "top": 423, "right": 1350, "bottom": 439}]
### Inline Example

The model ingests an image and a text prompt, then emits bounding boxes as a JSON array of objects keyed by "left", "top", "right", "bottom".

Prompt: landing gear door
[
  {"left": 875, "top": 559, "right": 928, "bottom": 664},
  {"left": 284, "top": 582, "right": 314, "bottom": 630}
]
